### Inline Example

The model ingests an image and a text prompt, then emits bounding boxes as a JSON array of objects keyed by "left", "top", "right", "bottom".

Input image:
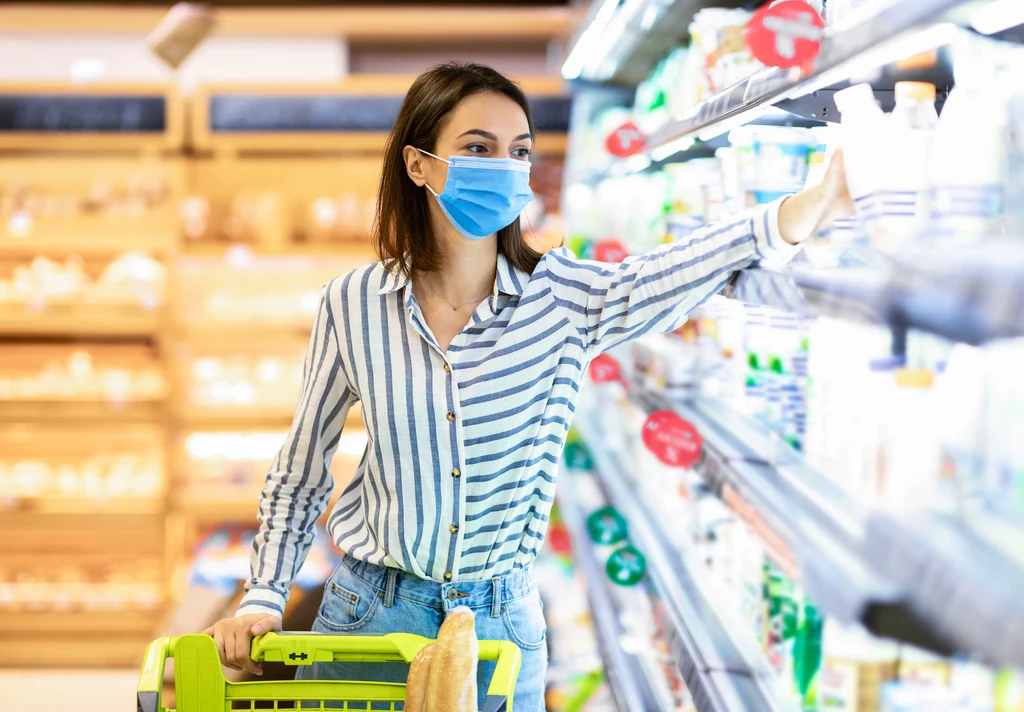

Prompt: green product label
[
  {"left": 606, "top": 545, "right": 646, "bottom": 586},
  {"left": 563, "top": 442, "right": 594, "bottom": 471},
  {"left": 586, "top": 506, "right": 627, "bottom": 546}
]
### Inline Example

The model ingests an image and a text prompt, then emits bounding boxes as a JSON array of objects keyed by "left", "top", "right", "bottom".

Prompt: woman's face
[{"left": 406, "top": 91, "right": 533, "bottom": 196}]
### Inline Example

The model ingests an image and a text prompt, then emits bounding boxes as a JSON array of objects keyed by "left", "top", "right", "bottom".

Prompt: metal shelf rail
[
  {"left": 730, "top": 243, "right": 1024, "bottom": 346},
  {"left": 575, "top": 412, "right": 786, "bottom": 712},
  {"left": 624, "top": 388, "right": 959, "bottom": 657},
  {"left": 556, "top": 470, "right": 665, "bottom": 712}
]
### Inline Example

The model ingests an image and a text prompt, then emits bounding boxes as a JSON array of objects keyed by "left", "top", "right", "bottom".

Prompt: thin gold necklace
[{"left": 419, "top": 280, "right": 491, "bottom": 312}]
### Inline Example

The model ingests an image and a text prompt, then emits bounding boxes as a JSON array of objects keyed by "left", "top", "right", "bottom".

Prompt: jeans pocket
[
  {"left": 500, "top": 589, "right": 547, "bottom": 651},
  {"left": 317, "top": 567, "right": 383, "bottom": 632}
]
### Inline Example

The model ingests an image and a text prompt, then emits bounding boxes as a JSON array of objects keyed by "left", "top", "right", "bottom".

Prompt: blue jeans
[{"left": 296, "top": 553, "right": 548, "bottom": 712}]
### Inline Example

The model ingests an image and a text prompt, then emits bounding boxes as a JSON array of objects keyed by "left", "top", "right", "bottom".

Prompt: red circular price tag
[
  {"left": 746, "top": 0, "right": 824, "bottom": 70},
  {"left": 588, "top": 353, "right": 622, "bottom": 384},
  {"left": 605, "top": 121, "right": 646, "bottom": 158},
  {"left": 642, "top": 410, "right": 703, "bottom": 468},
  {"left": 593, "top": 239, "right": 629, "bottom": 264}
]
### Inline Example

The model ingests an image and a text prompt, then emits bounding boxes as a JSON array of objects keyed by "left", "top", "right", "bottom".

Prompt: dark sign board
[
  {"left": 0, "top": 95, "right": 167, "bottom": 132},
  {"left": 208, "top": 94, "right": 572, "bottom": 133}
]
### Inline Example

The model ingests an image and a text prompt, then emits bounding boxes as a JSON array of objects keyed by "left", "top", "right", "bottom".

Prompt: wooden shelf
[
  {"left": 173, "top": 494, "right": 260, "bottom": 524},
  {"left": 0, "top": 399, "right": 164, "bottom": 423},
  {"left": 182, "top": 241, "right": 378, "bottom": 259},
  {"left": 0, "top": 305, "right": 162, "bottom": 338},
  {"left": 0, "top": 633, "right": 154, "bottom": 668},
  {"left": 0, "top": 496, "right": 164, "bottom": 517},
  {"left": 4, "top": 609, "right": 160, "bottom": 635},
  {"left": 0, "top": 231, "right": 176, "bottom": 257}
]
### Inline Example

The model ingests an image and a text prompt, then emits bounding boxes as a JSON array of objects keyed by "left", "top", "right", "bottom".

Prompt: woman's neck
[{"left": 418, "top": 216, "right": 498, "bottom": 306}]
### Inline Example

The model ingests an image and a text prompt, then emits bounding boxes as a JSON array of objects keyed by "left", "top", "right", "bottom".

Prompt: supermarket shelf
[
  {"left": 173, "top": 494, "right": 261, "bottom": 523},
  {"left": 627, "top": 388, "right": 958, "bottom": 656},
  {"left": 0, "top": 304, "right": 162, "bottom": 338},
  {"left": 731, "top": 243, "right": 1024, "bottom": 345},
  {"left": 565, "top": 0, "right": 748, "bottom": 85},
  {"left": 0, "top": 232, "right": 175, "bottom": 257},
  {"left": 556, "top": 472, "right": 665, "bottom": 712},
  {"left": 0, "top": 634, "right": 153, "bottom": 668},
  {"left": 575, "top": 414, "right": 785, "bottom": 712},
  {"left": 865, "top": 513, "right": 1024, "bottom": 669},
  {"left": 0, "top": 496, "right": 164, "bottom": 517},
  {"left": 183, "top": 241, "right": 378, "bottom": 260},
  {"left": 0, "top": 399, "right": 164, "bottom": 423},
  {"left": 638, "top": 0, "right": 969, "bottom": 151},
  {"left": 4, "top": 609, "right": 160, "bottom": 635}
]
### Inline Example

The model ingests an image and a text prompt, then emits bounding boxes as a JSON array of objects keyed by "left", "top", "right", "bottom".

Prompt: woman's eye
[
  {"left": 467, "top": 144, "right": 487, "bottom": 154},
  {"left": 513, "top": 147, "right": 531, "bottom": 159}
]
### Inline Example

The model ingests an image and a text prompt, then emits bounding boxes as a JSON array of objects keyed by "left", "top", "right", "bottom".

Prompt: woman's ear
[{"left": 403, "top": 145, "right": 428, "bottom": 187}]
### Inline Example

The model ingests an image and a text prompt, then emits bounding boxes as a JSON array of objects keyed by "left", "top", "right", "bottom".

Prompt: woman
[{"left": 205, "top": 62, "right": 852, "bottom": 710}]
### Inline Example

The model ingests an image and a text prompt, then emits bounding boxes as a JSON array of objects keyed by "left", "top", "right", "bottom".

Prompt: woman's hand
[
  {"left": 778, "top": 149, "right": 855, "bottom": 245},
  {"left": 203, "top": 613, "right": 282, "bottom": 675}
]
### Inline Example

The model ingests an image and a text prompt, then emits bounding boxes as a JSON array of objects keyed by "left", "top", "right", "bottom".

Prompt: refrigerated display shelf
[
  {"left": 574, "top": 414, "right": 787, "bottom": 712},
  {"left": 626, "top": 388, "right": 959, "bottom": 658},
  {"left": 731, "top": 243, "right": 1024, "bottom": 345},
  {"left": 865, "top": 513, "right": 1024, "bottom": 669},
  {"left": 556, "top": 471, "right": 665, "bottom": 712},
  {"left": 631, "top": 0, "right": 970, "bottom": 152}
]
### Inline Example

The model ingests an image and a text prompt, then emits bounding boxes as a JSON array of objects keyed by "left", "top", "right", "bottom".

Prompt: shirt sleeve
[
  {"left": 544, "top": 199, "right": 796, "bottom": 357},
  {"left": 237, "top": 284, "right": 358, "bottom": 618}
]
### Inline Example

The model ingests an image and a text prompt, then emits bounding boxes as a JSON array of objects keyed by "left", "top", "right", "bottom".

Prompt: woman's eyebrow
[{"left": 456, "top": 129, "right": 534, "bottom": 142}]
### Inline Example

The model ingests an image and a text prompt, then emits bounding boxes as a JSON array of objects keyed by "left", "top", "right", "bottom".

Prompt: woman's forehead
[{"left": 440, "top": 92, "right": 531, "bottom": 139}]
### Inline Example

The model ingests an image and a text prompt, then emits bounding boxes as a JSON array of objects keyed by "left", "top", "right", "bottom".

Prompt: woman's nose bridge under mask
[{"left": 415, "top": 147, "right": 533, "bottom": 240}]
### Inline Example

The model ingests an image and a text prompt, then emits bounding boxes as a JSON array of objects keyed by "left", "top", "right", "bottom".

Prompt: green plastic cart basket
[{"left": 137, "top": 632, "right": 522, "bottom": 712}]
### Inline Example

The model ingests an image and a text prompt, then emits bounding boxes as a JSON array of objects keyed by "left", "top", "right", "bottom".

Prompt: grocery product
[
  {"left": 927, "top": 36, "right": 1008, "bottom": 244},
  {"left": 427, "top": 606, "right": 480, "bottom": 712}
]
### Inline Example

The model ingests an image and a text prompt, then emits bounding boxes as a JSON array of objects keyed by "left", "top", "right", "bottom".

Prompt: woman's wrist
[{"left": 777, "top": 183, "right": 832, "bottom": 246}]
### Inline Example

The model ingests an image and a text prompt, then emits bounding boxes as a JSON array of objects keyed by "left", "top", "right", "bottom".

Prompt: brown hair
[{"left": 373, "top": 62, "right": 543, "bottom": 278}]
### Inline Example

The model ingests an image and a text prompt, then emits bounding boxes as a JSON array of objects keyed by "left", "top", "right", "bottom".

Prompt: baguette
[
  {"left": 426, "top": 605, "right": 479, "bottom": 712},
  {"left": 405, "top": 643, "right": 435, "bottom": 712}
]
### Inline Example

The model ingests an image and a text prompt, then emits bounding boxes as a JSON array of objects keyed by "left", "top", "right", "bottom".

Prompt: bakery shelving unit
[{"left": 0, "top": 82, "right": 180, "bottom": 667}]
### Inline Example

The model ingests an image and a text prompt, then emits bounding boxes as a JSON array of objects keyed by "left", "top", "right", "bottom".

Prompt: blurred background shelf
[
  {"left": 0, "top": 306, "right": 163, "bottom": 338},
  {"left": 0, "top": 400, "right": 165, "bottom": 423},
  {"left": 0, "top": 496, "right": 164, "bottom": 516}
]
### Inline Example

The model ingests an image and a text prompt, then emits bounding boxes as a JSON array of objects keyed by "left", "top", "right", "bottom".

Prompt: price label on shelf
[
  {"left": 746, "top": 0, "right": 824, "bottom": 70},
  {"left": 604, "top": 120, "right": 646, "bottom": 158},
  {"left": 593, "top": 239, "right": 629, "bottom": 264},
  {"left": 588, "top": 353, "right": 623, "bottom": 384},
  {"left": 606, "top": 544, "right": 647, "bottom": 586},
  {"left": 587, "top": 505, "right": 628, "bottom": 546},
  {"left": 642, "top": 410, "right": 703, "bottom": 468}
]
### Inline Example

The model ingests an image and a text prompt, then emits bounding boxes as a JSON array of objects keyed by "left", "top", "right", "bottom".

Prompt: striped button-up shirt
[{"left": 239, "top": 201, "right": 792, "bottom": 617}]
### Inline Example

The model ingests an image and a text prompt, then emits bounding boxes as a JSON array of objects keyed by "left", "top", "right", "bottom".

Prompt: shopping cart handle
[
  {"left": 251, "top": 632, "right": 430, "bottom": 665},
  {"left": 136, "top": 637, "right": 171, "bottom": 712}
]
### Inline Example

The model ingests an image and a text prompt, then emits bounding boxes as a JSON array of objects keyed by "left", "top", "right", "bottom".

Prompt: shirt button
[
  {"left": 446, "top": 411, "right": 455, "bottom": 422},
  {"left": 449, "top": 524, "right": 459, "bottom": 534},
  {"left": 451, "top": 468, "right": 461, "bottom": 478},
  {"left": 443, "top": 572, "right": 453, "bottom": 582},
  {"left": 443, "top": 363, "right": 451, "bottom": 373}
]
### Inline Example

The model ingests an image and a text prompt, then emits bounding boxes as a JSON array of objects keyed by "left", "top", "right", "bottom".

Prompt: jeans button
[{"left": 446, "top": 589, "right": 458, "bottom": 601}]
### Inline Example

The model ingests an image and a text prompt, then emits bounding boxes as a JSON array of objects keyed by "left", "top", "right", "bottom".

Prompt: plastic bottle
[
  {"left": 926, "top": 38, "right": 1007, "bottom": 245},
  {"left": 833, "top": 84, "right": 888, "bottom": 248},
  {"left": 873, "top": 82, "right": 938, "bottom": 253}
]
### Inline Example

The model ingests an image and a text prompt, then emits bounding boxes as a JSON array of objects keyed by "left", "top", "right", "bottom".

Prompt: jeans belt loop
[
  {"left": 490, "top": 577, "right": 502, "bottom": 618},
  {"left": 383, "top": 567, "right": 398, "bottom": 608}
]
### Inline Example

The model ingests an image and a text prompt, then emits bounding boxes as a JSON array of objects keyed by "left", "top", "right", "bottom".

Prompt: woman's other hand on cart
[{"left": 203, "top": 613, "right": 283, "bottom": 675}]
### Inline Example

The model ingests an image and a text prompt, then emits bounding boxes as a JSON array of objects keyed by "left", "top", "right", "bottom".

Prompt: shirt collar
[{"left": 377, "top": 253, "right": 527, "bottom": 299}]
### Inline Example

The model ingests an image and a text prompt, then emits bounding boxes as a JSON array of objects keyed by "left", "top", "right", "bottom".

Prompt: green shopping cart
[{"left": 136, "top": 632, "right": 522, "bottom": 712}]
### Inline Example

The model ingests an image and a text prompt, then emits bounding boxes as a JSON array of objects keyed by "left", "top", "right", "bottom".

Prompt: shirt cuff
[
  {"left": 236, "top": 587, "right": 287, "bottom": 619},
  {"left": 751, "top": 197, "right": 800, "bottom": 269}
]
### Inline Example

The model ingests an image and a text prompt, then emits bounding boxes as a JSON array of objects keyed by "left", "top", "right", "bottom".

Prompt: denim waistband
[{"left": 337, "top": 552, "right": 536, "bottom": 613}]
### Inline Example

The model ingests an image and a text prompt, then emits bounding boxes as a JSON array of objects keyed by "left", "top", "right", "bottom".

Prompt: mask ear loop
[{"left": 415, "top": 147, "right": 448, "bottom": 198}]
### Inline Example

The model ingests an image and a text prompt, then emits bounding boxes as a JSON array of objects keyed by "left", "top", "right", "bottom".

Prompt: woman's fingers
[
  {"left": 235, "top": 628, "right": 262, "bottom": 676},
  {"left": 223, "top": 627, "right": 241, "bottom": 670},
  {"left": 212, "top": 626, "right": 229, "bottom": 668},
  {"left": 250, "top": 615, "right": 282, "bottom": 637}
]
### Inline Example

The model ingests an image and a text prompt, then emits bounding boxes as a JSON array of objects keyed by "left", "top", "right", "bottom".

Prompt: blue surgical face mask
[{"left": 417, "top": 148, "right": 533, "bottom": 240}]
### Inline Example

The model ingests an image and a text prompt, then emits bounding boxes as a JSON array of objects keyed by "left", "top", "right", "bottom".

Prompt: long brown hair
[{"left": 373, "top": 62, "right": 543, "bottom": 278}]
